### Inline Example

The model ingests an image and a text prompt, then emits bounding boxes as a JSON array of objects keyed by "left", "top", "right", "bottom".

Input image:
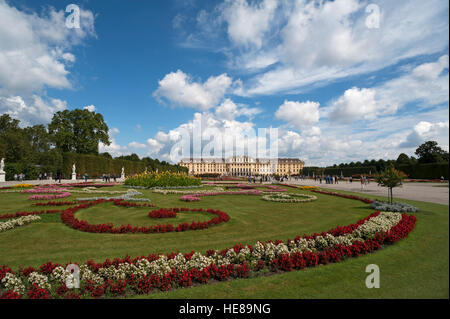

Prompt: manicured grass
[{"left": 0, "top": 185, "right": 448, "bottom": 298}]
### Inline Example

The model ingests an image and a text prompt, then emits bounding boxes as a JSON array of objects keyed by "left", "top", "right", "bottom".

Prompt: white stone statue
[
  {"left": 121, "top": 167, "right": 125, "bottom": 176},
  {"left": 71, "top": 163, "right": 76, "bottom": 180},
  {"left": 0, "top": 158, "right": 5, "bottom": 182}
]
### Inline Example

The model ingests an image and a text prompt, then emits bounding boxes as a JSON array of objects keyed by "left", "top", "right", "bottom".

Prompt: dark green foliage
[
  {"left": 0, "top": 111, "right": 185, "bottom": 181},
  {"left": 48, "top": 109, "right": 110, "bottom": 154},
  {"left": 415, "top": 141, "right": 449, "bottom": 163}
]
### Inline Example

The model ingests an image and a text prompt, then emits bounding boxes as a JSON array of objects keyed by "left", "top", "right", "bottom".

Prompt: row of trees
[
  {"left": 302, "top": 141, "right": 449, "bottom": 179},
  {"left": 0, "top": 110, "right": 185, "bottom": 180},
  {"left": 330, "top": 141, "right": 449, "bottom": 169}
]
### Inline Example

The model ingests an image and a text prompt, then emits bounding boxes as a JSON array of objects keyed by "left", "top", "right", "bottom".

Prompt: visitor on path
[
  {"left": 361, "top": 175, "right": 365, "bottom": 191},
  {"left": 84, "top": 173, "right": 88, "bottom": 182},
  {"left": 350, "top": 176, "right": 353, "bottom": 183}
]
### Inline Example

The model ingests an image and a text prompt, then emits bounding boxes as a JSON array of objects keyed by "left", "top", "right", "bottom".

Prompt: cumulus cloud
[
  {"left": 215, "top": 98, "right": 261, "bottom": 120},
  {"left": 400, "top": 121, "right": 449, "bottom": 149},
  {"left": 99, "top": 128, "right": 128, "bottom": 157},
  {"left": 0, "top": 1, "right": 96, "bottom": 125},
  {"left": 0, "top": 95, "right": 67, "bottom": 127},
  {"left": 183, "top": 0, "right": 448, "bottom": 96},
  {"left": 275, "top": 100, "right": 320, "bottom": 130},
  {"left": 327, "top": 55, "right": 449, "bottom": 123},
  {"left": 153, "top": 70, "right": 233, "bottom": 110},
  {"left": 221, "top": 0, "right": 277, "bottom": 49}
]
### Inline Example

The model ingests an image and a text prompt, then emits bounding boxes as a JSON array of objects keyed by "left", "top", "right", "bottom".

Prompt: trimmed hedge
[
  {"left": 323, "top": 166, "right": 377, "bottom": 177},
  {"left": 396, "top": 162, "right": 448, "bottom": 179},
  {"left": 61, "top": 153, "right": 146, "bottom": 179},
  {"left": 306, "top": 163, "right": 448, "bottom": 179}
]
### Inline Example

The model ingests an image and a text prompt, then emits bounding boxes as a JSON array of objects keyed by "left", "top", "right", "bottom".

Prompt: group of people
[
  {"left": 13, "top": 173, "right": 26, "bottom": 181},
  {"left": 101, "top": 173, "right": 117, "bottom": 182},
  {"left": 315, "top": 175, "right": 340, "bottom": 184}
]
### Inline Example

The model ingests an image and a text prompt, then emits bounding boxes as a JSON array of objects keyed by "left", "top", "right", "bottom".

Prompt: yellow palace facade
[{"left": 179, "top": 156, "right": 305, "bottom": 176}]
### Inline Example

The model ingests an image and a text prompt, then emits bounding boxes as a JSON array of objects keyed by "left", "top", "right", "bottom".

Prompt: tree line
[
  {"left": 302, "top": 141, "right": 449, "bottom": 179},
  {"left": 0, "top": 109, "right": 186, "bottom": 180}
]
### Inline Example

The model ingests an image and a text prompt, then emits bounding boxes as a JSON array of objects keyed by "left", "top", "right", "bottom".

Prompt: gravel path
[{"left": 285, "top": 179, "right": 449, "bottom": 205}]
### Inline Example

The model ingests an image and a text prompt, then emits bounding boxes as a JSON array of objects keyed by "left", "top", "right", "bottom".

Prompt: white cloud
[
  {"left": 153, "top": 70, "right": 233, "bottom": 110},
  {"left": 275, "top": 100, "right": 320, "bottom": 130},
  {"left": 99, "top": 128, "right": 128, "bottom": 157},
  {"left": 128, "top": 141, "right": 146, "bottom": 149},
  {"left": 221, "top": 0, "right": 278, "bottom": 49},
  {"left": 188, "top": 0, "right": 448, "bottom": 96},
  {"left": 0, "top": 1, "right": 95, "bottom": 94},
  {"left": 328, "top": 55, "right": 449, "bottom": 123},
  {"left": 400, "top": 121, "right": 449, "bottom": 149},
  {"left": 0, "top": 95, "right": 67, "bottom": 127},
  {"left": 0, "top": 1, "right": 95, "bottom": 125},
  {"left": 377, "top": 55, "right": 449, "bottom": 108},
  {"left": 83, "top": 105, "right": 96, "bottom": 112},
  {"left": 215, "top": 98, "right": 261, "bottom": 120}
]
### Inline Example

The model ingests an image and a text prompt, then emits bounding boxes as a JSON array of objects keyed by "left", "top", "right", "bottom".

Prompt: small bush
[{"left": 370, "top": 200, "right": 419, "bottom": 212}]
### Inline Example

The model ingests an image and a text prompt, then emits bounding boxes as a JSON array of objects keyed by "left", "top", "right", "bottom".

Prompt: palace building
[{"left": 178, "top": 156, "right": 305, "bottom": 176}]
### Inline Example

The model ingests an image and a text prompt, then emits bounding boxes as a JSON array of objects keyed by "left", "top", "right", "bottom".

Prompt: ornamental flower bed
[
  {"left": 112, "top": 200, "right": 156, "bottom": 208},
  {"left": 262, "top": 193, "right": 317, "bottom": 203},
  {"left": 11, "top": 184, "right": 34, "bottom": 189},
  {"left": 0, "top": 215, "right": 41, "bottom": 232},
  {"left": 0, "top": 210, "right": 61, "bottom": 220},
  {"left": 33, "top": 201, "right": 78, "bottom": 207},
  {"left": 0, "top": 210, "right": 416, "bottom": 299},
  {"left": 152, "top": 187, "right": 225, "bottom": 195},
  {"left": 124, "top": 171, "right": 201, "bottom": 188},
  {"left": 299, "top": 186, "right": 319, "bottom": 190},
  {"left": 76, "top": 190, "right": 151, "bottom": 202},
  {"left": 60, "top": 200, "right": 230, "bottom": 234},
  {"left": 28, "top": 193, "right": 71, "bottom": 200},
  {"left": 22, "top": 186, "right": 72, "bottom": 201},
  {"left": 60, "top": 183, "right": 116, "bottom": 188},
  {"left": 148, "top": 209, "right": 177, "bottom": 218},
  {"left": 180, "top": 190, "right": 261, "bottom": 202},
  {"left": 370, "top": 201, "right": 419, "bottom": 213},
  {"left": 311, "top": 189, "right": 373, "bottom": 204}
]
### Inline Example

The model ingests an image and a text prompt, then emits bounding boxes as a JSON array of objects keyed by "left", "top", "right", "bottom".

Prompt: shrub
[
  {"left": 124, "top": 171, "right": 201, "bottom": 188},
  {"left": 370, "top": 201, "right": 419, "bottom": 213}
]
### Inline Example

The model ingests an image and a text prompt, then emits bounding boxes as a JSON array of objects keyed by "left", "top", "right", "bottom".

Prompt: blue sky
[{"left": 0, "top": 0, "right": 448, "bottom": 166}]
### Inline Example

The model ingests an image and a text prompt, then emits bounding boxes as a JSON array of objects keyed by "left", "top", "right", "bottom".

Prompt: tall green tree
[
  {"left": 415, "top": 141, "right": 449, "bottom": 163},
  {"left": 48, "top": 109, "right": 110, "bottom": 154},
  {"left": 0, "top": 114, "right": 32, "bottom": 162}
]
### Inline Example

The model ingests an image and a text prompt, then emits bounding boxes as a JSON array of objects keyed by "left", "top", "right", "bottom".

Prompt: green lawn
[{"left": 0, "top": 185, "right": 448, "bottom": 298}]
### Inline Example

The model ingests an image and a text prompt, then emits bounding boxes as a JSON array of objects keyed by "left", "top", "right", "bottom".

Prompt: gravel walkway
[{"left": 285, "top": 179, "right": 448, "bottom": 205}]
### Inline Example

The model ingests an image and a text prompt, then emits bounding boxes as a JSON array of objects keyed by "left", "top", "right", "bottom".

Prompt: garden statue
[
  {"left": 121, "top": 167, "right": 125, "bottom": 179},
  {"left": 72, "top": 163, "right": 76, "bottom": 180},
  {"left": 0, "top": 158, "right": 5, "bottom": 182}
]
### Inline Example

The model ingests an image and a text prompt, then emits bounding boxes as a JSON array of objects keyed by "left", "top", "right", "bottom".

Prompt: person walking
[
  {"left": 360, "top": 175, "right": 365, "bottom": 191},
  {"left": 84, "top": 173, "right": 88, "bottom": 182}
]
